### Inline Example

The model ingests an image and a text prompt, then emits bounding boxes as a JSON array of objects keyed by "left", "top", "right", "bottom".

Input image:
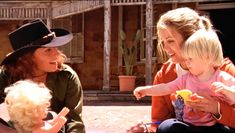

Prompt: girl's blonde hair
[
  {"left": 182, "top": 29, "right": 223, "bottom": 68},
  {"left": 5, "top": 80, "right": 52, "bottom": 133}
]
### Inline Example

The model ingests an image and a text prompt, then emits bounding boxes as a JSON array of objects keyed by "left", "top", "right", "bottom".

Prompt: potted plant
[{"left": 118, "top": 29, "right": 141, "bottom": 91}]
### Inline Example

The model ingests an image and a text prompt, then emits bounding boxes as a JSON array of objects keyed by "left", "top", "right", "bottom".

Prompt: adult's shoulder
[
  {"left": 0, "top": 69, "right": 9, "bottom": 103},
  {"left": 49, "top": 64, "right": 79, "bottom": 80},
  {"left": 59, "top": 64, "right": 78, "bottom": 76},
  {"left": 153, "top": 59, "right": 177, "bottom": 84},
  {"left": 220, "top": 58, "right": 235, "bottom": 77},
  {"left": 156, "top": 59, "right": 176, "bottom": 77},
  {"left": 47, "top": 64, "right": 81, "bottom": 88},
  {"left": 159, "top": 60, "right": 176, "bottom": 73},
  {"left": 0, "top": 69, "right": 8, "bottom": 83},
  {"left": 221, "top": 58, "right": 235, "bottom": 67},
  {"left": 0, "top": 68, "right": 6, "bottom": 75}
]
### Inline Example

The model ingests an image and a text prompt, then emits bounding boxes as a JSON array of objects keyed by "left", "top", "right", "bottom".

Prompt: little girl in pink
[{"left": 134, "top": 29, "right": 235, "bottom": 126}]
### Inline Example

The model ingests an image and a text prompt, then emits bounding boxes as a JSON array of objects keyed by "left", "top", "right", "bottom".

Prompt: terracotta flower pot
[{"left": 118, "top": 76, "right": 136, "bottom": 91}]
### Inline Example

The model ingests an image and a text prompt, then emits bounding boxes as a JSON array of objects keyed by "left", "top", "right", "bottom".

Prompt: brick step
[{"left": 83, "top": 90, "right": 151, "bottom": 104}]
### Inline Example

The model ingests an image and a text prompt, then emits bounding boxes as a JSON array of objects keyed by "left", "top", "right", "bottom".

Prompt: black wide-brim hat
[{"left": 1, "top": 18, "right": 73, "bottom": 65}]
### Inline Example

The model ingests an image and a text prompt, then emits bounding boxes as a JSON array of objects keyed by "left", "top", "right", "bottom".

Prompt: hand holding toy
[
  {"left": 171, "top": 89, "right": 203, "bottom": 102},
  {"left": 176, "top": 89, "right": 193, "bottom": 101}
]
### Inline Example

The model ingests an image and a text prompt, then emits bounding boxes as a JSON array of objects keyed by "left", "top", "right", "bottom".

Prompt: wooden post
[
  {"left": 46, "top": 4, "right": 52, "bottom": 28},
  {"left": 103, "top": 0, "right": 111, "bottom": 91},
  {"left": 118, "top": 6, "right": 123, "bottom": 69},
  {"left": 145, "top": 0, "right": 153, "bottom": 85}
]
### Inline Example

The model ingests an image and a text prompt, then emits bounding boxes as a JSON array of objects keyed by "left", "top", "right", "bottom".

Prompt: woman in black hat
[{"left": 0, "top": 19, "right": 85, "bottom": 133}]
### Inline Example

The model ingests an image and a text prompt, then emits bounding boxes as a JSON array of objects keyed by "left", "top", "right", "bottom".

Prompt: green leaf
[{"left": 119, "top": 29, "right": 141, "bottom": 75}]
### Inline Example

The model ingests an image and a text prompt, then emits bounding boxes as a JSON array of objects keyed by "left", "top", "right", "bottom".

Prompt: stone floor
[
  {"left": 0, "top": 90, "right": 152, "bottom": 133},
  {"left": 83, "top": 101, "right": 152, "bottom": 133}
]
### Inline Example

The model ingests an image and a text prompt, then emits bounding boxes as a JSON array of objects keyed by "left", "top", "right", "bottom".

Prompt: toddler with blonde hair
[
  {"left": 134, "top": 29, "right": 235, "bottom": 126},
  {"left": 5, "top": 80, "right": 69, "bottom": 133}
]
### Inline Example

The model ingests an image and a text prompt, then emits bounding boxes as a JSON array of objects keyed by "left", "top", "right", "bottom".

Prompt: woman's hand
[{"left": 185, "top": 90, "right": 219, "bottom": 115}]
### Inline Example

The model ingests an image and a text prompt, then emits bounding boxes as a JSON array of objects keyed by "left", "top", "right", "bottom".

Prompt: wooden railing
[
  {"left": 0, "top": 7, "right": 48, "bottom": 20},
  {"left": 52, "top": 0, "right": 104, "bottom": 19},
  {"left": 111, "top": 0, "right": 146, "bottom": 6},
  {"left": 0, "top": 0, "right": 232, "bottom": 20},
  {"left": 0, "top": 1, "right": 105, "bottom": 20},
  {"left": 0, "top": 1, "right": 50, "bottom": 20}
]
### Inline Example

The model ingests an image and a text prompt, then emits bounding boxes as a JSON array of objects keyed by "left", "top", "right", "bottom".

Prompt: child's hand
[
  {"left": 49, "top": 107, "right": 70, "bottom": 125},
  {"left": 33, "top": 117, "right": 67, "bottom": 133},
  {"left": 211, "top": 82, "right": 227, "bottom": 92},
  {"left": 33, "top": 107, "right": 70, "bottom": 133},
  {"left": 211, "top": 82, "right": 235, "bottom": 105},
  {"left": 126, "top": 121, "right": 146, "bottom": 133},
  {"left": 133, "top": 87, "right": 147, "bottom": 100},
  {"left": 185, "top": 93, "right": 204, "bottom": 108}
]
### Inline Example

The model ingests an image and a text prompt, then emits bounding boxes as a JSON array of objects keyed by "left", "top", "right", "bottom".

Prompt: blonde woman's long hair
[{"left": 155, "top": 7, "right": 214, "bottom": 64}]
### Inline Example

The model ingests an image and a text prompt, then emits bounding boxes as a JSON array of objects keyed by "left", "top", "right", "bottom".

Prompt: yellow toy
[
  {"left": 171, "top": 89, "right": 205, "bottom": 117},
  {"left": 176, "top": 89, "right": 193, "bottom": 101},
  {"left": 171, "top": 89, "right": 202, "bottom": 102}
]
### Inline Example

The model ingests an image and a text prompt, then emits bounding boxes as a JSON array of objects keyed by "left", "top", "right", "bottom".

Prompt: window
[
  {"left": 139, "top": 4, "right": 170, "bottom": 65},
  {"left": 52, "top": 15, "right": 84, "bottom": 63},
  {"left": 138, "top": 5, "right": 158, "bottom": 63},
  {"left": 139, "top": 26, "right": 158, "bottom": 62}
]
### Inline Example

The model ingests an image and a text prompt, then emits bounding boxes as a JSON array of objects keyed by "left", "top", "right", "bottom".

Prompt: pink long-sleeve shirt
[{"left": 166, "top": 70, "right": 235, "bottom": 126}]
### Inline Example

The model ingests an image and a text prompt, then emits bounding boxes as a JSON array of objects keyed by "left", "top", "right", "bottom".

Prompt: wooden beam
[{"left": 197, "top": 2, "right": 235, "bottom": 10}]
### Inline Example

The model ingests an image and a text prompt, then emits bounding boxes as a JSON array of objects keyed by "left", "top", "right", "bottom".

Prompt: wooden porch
[{"left": 0, "top": 0, "right": 235, "bottom": 91}]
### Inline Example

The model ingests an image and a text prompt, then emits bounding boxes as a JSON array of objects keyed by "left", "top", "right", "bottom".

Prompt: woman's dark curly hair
[{"left": 2, "top": 48, "right": 66, "bottom": 84}]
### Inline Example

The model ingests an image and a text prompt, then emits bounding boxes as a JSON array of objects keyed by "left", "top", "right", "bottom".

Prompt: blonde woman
[
  {"left": 134, "top": 30, "right": 235, "bottom": 132},
  {"left": 128, "top": 7, "right": 235, "bottom": 133},
  {"left": 134, "top": 29, "right": 235, "bottom": 132}
]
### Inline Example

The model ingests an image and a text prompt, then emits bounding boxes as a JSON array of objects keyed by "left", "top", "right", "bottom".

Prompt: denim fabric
[{"left": 157, "top": 118, "right": 235, "bottom": 133}]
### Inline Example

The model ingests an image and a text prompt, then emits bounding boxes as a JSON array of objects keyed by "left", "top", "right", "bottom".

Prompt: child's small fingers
[
  {"left": 133, "top": 90, "right": 139, "bottom": 96},
  {"left": 57, "top": 107, "right": 70, "bottom": 117},
  {"left": 214, "top": 88, "right": 223, "bottom": 93},
  {"left": 59, "top": 116, "right": 67, "bottom": 124},
  {"left": 136, "top": 95, "right": 141, "bottom": 100}
]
